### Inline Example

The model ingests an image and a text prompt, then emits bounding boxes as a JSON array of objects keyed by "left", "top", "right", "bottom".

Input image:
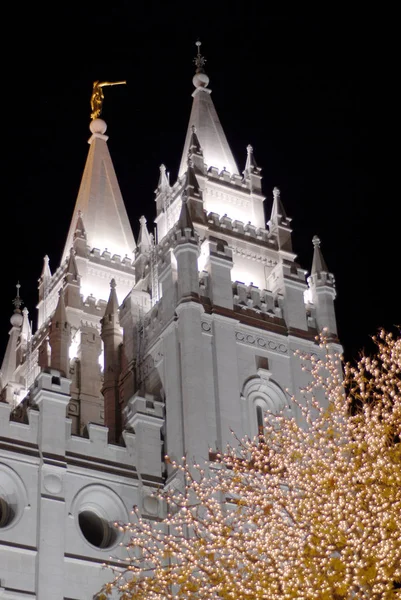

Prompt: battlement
[
  {"left": 206, "top": 211, "right": 277, "bottom": 249},
  {"left": 206, "top": 165, "right": 249, "bottom": 190},
  {"left": 88, "top": 247, "right": 135, "bottom": 272}
]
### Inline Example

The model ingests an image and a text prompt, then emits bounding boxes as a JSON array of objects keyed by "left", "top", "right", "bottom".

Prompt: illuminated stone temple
[{"left": 0, "top": 45, "right": 341, "bottom": 599}]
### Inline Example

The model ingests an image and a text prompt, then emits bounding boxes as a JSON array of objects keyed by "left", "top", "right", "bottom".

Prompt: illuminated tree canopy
[{"left": 102, "top": 330, "right": 401, "bottom": 600}]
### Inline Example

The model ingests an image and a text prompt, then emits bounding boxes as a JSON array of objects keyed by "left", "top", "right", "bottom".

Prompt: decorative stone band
[
  {"left": 199, "top": 320, "right": 288, "bottom": 354},
  {"left": 234, "top": 331, "right": 288, "bottom": 354}
]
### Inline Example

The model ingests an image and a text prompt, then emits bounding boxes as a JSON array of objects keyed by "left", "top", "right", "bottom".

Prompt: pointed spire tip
[
  {"left": 12, "top": 282, "right": 23, "bottom": 310},
  {"left": 193, "top": 40, "right": 209, "bottom": 88}
]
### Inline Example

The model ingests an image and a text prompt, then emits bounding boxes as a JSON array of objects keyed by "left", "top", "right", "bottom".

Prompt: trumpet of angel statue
[{"left": 100, "top": 329, "right": 401, "bottom": 600}]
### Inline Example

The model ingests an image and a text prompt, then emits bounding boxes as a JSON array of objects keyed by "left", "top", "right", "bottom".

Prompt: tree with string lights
[{"left": 101, "top": 330, "right": 401, "bottom": 600}]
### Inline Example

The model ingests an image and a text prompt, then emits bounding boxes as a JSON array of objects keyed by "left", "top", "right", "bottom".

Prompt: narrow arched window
[
  {"left": 256, "top": 405, "right": 264, "bottom": 434},
  {"left": 241, "top": 375, "right": 288, "bottom": 440}
]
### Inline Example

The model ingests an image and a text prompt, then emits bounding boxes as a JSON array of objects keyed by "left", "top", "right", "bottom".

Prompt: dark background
[{"left": 0, "top": 5, "right": 398, "bottom": 363}]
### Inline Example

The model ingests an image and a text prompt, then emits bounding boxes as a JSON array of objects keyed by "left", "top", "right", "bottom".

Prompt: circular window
[
  {"left": 70, "top": 484, "right": 129, "bottom": 551},
  {"left": 0, "top": 464, "right": 28, "bottom": 529},
  {"left": 78, "top": 510, "right": 116, "bottom": 549},
  {"left": 0, "top": 496, "right": 13, "bottom": 527}
]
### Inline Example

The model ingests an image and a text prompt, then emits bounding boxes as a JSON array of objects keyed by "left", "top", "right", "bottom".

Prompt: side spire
[
  {"left": 268, "top": 188, "right": 293, "bottom": 252},
  {"left": 104, "top": 278, "right": 120, "bottom": 317},
  {"left": 73, "top": 210, "right": 87, "bottom": 240},
  {"left": 0, "top": 284, "right": 24, "bottom": 389},
  {"left": 157, "top": 164, "right": 171, "bottom": 194},
  {"left": 137, "top": 216, "right": 153, "bottom": 254},
  {"left": 189, "top": 125, "right": 203, "bottom": 157},
  {"left": 20, "top": 307, "right": 32, "bottom": 344},
  {"left": 41, "top": 255, "right": 51, "bottom": 280},
  {"left": 177, "top": 195, "right": 195, "bottom": 236},
  {"left": 66, "top": 248, "right": 80, "bottom": 280},
  {"left": 182, "top": 157, "right": 205, "bottom": 224},
  {"left": 244, "top": 144, "right": 259, "bottom": 173},
  {"left": 178, "top": 41, "right": 239, "bottom": 178},
  {"left": 243, "top": 144, "right": 262, "bottom": 193},
  {"left": 270, "top": 186, "right": 287, "bottom": 222},
  {"left": 311, "top": 235, "right": 329, "bottom": 275}
]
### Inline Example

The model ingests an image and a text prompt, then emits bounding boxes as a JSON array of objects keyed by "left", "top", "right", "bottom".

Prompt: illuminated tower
[{"left": 0, "top": 46, "right": 340, "bottom": 599}]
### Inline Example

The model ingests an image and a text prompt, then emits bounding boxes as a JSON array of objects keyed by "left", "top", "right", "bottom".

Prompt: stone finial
[
  {"left": 12, "top": 282, "right": 23, "bottom": 310},
  {"left": 110, "top": 278, "right": 117, "bottom": 289},
  {"left": 194, "top": 40, "right": 206, "bottom": 71},
  {"left": 193, "top": 40, "right": 209, "bottom": 88},
  {"left": 312, "top": 235, "right": 321, "bottom": 248}
]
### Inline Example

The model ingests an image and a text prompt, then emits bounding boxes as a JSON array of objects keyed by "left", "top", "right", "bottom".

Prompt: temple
[{"left": 0, "top": 44, "right": 340, "bottom": 600}]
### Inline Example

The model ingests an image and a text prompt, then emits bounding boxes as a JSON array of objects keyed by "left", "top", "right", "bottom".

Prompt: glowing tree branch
[{"left": 101, "top": 329, "right": 401, "bottom": 600}]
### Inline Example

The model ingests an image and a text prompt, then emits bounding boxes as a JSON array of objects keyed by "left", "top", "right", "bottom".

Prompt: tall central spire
[
  {"left": 62, "top": 117, "right": 136, "bottom": 264},
  {"left": 178, "top": 41, "right": 239, "bottom": 178}
]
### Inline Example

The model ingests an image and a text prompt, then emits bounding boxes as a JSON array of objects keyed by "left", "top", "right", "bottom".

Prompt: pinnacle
[
  {"left": 189, "top": 125, "right": 203, "bottom": 156},
  {"left": 244, "top": 144, "right": 260, "bottom": 174},
  {"left": 177, "top": 196, "right": 195, "bottom": 236},
  {"left": 66, "top": 249, "right": 79, "bottom": 279},
  {"left": 311, "top": 235, "right": 329, "bottom": 275},
  {"left": 53, "top": 287, "right": 68, "bottom": 325},
  {"left": 186, "top": 158, "right": 201, "bottom": 196},
  {"left": 270, "top": 187, "right": 287, "bottom": 222},
  {"left": 137, "top": 215, "right": 153, "bottom": 252},
  {"left": 104, "top": 278, "right": 119, "bottom": 316},
  {"left": 74, "top": 211, "right": 87, "bottom": 240}
]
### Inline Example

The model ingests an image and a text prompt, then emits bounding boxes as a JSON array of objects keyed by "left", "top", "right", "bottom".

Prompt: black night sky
[{"left": 1, "top": 6, "right": 398, "bottom": 364}]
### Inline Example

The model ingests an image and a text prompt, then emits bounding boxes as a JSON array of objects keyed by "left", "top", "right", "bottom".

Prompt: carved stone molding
[{"left": 235, "top": 331, "right": 288, "bottom": 354}]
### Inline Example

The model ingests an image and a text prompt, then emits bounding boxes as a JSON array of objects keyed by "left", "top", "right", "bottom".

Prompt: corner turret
[
  {"left": 173, "top": 197, "right": 200, "bottom": 302},
  {"left": 49, "top": 288, "right": 71, "bottom": 377},
  {"left": 307, "top": 236, "right": 337, "bottom": 336},
  {"left": 100, "top": 279, "right": 123, "bottom": 443}
]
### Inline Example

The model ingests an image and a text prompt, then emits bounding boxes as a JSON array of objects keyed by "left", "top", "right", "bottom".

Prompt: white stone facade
[{"left": 0, "top": 54, "right": 341, "bottom": 599}]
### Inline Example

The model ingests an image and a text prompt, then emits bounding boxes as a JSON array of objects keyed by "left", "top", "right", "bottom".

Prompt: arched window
[
  {"left": 241, "top": 374, "right": 289, "bottom": 439},
  {"left": 256, "top": 405, "right": 264, "bottom": 434}
]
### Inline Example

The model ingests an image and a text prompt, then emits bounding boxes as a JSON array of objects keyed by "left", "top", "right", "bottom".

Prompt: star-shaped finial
[{"left": 194, "top": 40, "right": 206, "bottom": 71}]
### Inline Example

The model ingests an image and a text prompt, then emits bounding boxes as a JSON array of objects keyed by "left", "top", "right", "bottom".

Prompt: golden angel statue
[{"left": 90, "top": 80, "right": 126, "bottom": 120}]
